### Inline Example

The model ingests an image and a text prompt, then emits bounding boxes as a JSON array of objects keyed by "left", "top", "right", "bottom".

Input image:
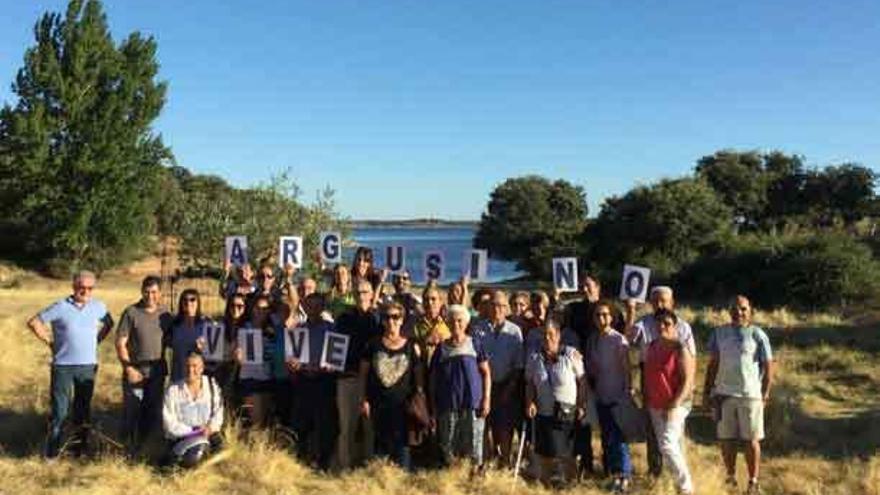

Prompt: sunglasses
[{"left": 384, "top": 313, "right": 403, "bottom": 321}]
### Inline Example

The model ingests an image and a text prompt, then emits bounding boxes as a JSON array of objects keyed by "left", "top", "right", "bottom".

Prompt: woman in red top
[{"left": 643, "top": 308, "right": 695, "bottom": 494}]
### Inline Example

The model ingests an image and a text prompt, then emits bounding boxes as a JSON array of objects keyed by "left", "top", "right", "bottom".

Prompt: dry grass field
[{"left": 0, "top": 268, "right": 878, "bottom": 494}]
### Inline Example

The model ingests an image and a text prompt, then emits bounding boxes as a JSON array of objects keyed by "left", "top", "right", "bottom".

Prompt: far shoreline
[{"left": 348, "top": 219, "right": 479, "bottom": 229}]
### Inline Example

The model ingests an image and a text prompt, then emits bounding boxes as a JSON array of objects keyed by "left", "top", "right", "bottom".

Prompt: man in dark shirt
[
  {"left": 115, "top": 275, "right": 173, "bottom": 454},
  {"left": 333, "top": 280, "right": 382, "bottom": 469}
]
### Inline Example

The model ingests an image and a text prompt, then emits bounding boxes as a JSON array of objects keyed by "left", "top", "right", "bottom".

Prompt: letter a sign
[
  {"left": 553, "top": 257, "right": 578, "bottom": 292},
  {"left": 226, "top": 236, "right": 248, "bottom": 267},
  {"left": 619, "top": 264, "right": 651, "bottom": 302}
]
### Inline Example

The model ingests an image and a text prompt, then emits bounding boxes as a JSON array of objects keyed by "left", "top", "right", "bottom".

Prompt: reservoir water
[{"left": 345, "top": 225, "right": 523, "bottom": 284}]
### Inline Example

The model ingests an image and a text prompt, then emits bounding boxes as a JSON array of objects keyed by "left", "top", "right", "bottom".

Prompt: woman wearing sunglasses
[
  {"left": 234, "top": 294, "right": 279, "bottom": 429},
  {"left": 359, "top": 301, "right": 424, "bottom": 470},
  {"left": 210, "top": 293, "right": 248, "bottom": 409},
  {"left": 168, "top": 289, "right": 209, "bottom": 383}
]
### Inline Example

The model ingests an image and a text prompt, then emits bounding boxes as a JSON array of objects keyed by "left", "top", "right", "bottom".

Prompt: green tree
[
  {"left": 804, "top": 164, "right": 877, "bottom": 227},
  {"left": 475, "top": 176, "right": 588, "bottom": 279},
  {"left": 166, "top": 169, "right": 348, "bottom": 275},
  {"left": 696, "top": 150, "right": 805, "bottom": 231},
  {"left": 586, "top": 177, "right": 732, "bottom": 279},
  {"left": 0, "top": 0, "right": 170, "bottom": 272}
]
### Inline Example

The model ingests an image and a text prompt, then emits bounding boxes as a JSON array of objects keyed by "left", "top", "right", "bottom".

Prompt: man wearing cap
[
  {"left": 625, "top": 285, "right": 696, "bottom": 477},
  {"left": 28, "top": 270, "right": 114, "bottom": 458}
]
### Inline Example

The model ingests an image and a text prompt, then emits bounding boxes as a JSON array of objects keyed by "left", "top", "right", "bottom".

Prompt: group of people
[{"left": 28, "top": 246, "right": 775, "bottom": 494}]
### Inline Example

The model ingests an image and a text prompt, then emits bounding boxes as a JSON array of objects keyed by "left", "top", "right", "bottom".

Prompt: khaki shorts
[{"left": 717, "top": 396, "right": 764, "bottom": 441}]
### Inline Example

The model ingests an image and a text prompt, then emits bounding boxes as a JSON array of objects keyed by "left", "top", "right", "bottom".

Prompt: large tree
[
  {"left": 695, "top": 150, "right": 805, "bottom": 231},
  {"left": 475, "top": 176, "right": 588, "bottom": 279},
  {"left": 0, "top": 0, "right": 170, "bottom": 272},
  {"left": 585, "top": 177, "right": 733, "bottom": 279}
]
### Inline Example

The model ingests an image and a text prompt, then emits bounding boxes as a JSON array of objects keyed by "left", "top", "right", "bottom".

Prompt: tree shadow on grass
[
  {"left": 0, "top": 406, "right": 125, "bottom": 458},
  {"left": 686, "top": 393, "right": 880, "bottom": 460},
  {"left": 687, "top": 323, "right": 880, "bottom": 461}
]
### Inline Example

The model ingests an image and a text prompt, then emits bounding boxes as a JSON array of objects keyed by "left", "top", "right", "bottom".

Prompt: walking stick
[{"left": 513, "top": 419, "right": 528, "bottom": 481}]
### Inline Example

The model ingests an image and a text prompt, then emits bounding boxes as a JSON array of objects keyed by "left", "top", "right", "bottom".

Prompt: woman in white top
[
  {"left": 525, "top": 319, "right": 587, "bottom": 485},
  {"left": 162, "top": 351, "right": 224, "bottom": 468}
]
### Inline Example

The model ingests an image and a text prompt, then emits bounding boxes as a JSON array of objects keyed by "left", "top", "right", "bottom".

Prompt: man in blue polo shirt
[{"left": 27, "top": 270, "right": 114, "bottom": 458}]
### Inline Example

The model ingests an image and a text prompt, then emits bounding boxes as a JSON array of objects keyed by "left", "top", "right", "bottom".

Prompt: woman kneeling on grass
[
  {"left": 643, "top": 308, "right": 695, "bottom": 494},
  {"left": 162, "top": 351, "right": 224, "bottom": 468},
  {"left": 524, "top": 319, "right": 587, "bottom": 486}
]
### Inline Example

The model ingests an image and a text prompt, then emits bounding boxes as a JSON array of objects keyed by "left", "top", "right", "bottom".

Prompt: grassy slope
[{"left": 0, "top": 275, "right": 877, "bottom": 494}]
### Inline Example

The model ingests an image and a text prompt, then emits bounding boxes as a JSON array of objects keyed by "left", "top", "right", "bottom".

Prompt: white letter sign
[
  {"left": 238, "top": 327, "right": 263, "bottom": 365},
  {"left": 284, "top": 327, "right": 310, "bottom": 363},
  {"left": 385, "top": 245, "right": 406, "bottom": 273},
  {"left": 620, "top": 264, "right": 651, "bottom": 302},
  {"left": 320, "top": 331, "right": 350, "bottom": 372},
  {"left": 553, "top": 257, "right": 578, "bottom": 292},
  {"left": 462, "top": 249, "right": 488, "bottom": 282},
  {"left": 225, "top": 236, "right": 248, "bottom": 267},
  {"left": 278, "top": 236, "right": 304, "bottom": 269},
  {"left": 203, "top": 322, "right": 226, "bottom": 363},
  {"left": 424, "top": 250, "right": 445, "bottom": 282},
  {"left": 319, "top": 232, "right": 342, "bottom": 264}
]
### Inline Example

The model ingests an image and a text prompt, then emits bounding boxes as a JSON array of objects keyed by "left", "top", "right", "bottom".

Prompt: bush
[{"left": 676, "top": 232, "right": 880, "bottom": 310}]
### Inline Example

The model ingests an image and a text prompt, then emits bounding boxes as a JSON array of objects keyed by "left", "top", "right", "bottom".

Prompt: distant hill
[{"left": 348, "top": 219, "right": 479, "bottom": 228}]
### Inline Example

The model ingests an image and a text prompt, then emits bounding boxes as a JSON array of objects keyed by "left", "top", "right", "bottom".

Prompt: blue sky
[{"left": 1, "top": 0, "right": 878, "bottom": 220}]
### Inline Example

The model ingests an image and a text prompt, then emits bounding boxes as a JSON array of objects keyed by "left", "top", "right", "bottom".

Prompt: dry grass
[{"left": 0, "top": 277, "right": 878, "bottom": 494}]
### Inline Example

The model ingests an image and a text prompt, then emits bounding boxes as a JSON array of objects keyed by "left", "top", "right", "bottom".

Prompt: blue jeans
[
  {"left": 47, "top": 364, "right": 97, "bottom": 457},
  {"left": 122, "top": 362, "right": 166, "bottom": 451},
  {"left": 596, "top": 401, "right": 632, "bottom": 477}
]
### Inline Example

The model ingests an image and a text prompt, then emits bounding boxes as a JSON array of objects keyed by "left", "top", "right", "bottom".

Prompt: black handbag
[{"left": 553, "top": 401, "right": 577, "bottom": 423}]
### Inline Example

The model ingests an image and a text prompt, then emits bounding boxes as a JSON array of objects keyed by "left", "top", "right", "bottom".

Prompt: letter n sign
[
  {"left": 553, "top": 257, "right": 578, "bottom": 292},
  {"left": 278, "top": 236, "right": 303, "bottom": 269},
  {"left": 619, "top": 264, "right": 651, "bottom": 302},
  {"left": 319, "top": 232, "right": 341, "bottom": 264}
]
